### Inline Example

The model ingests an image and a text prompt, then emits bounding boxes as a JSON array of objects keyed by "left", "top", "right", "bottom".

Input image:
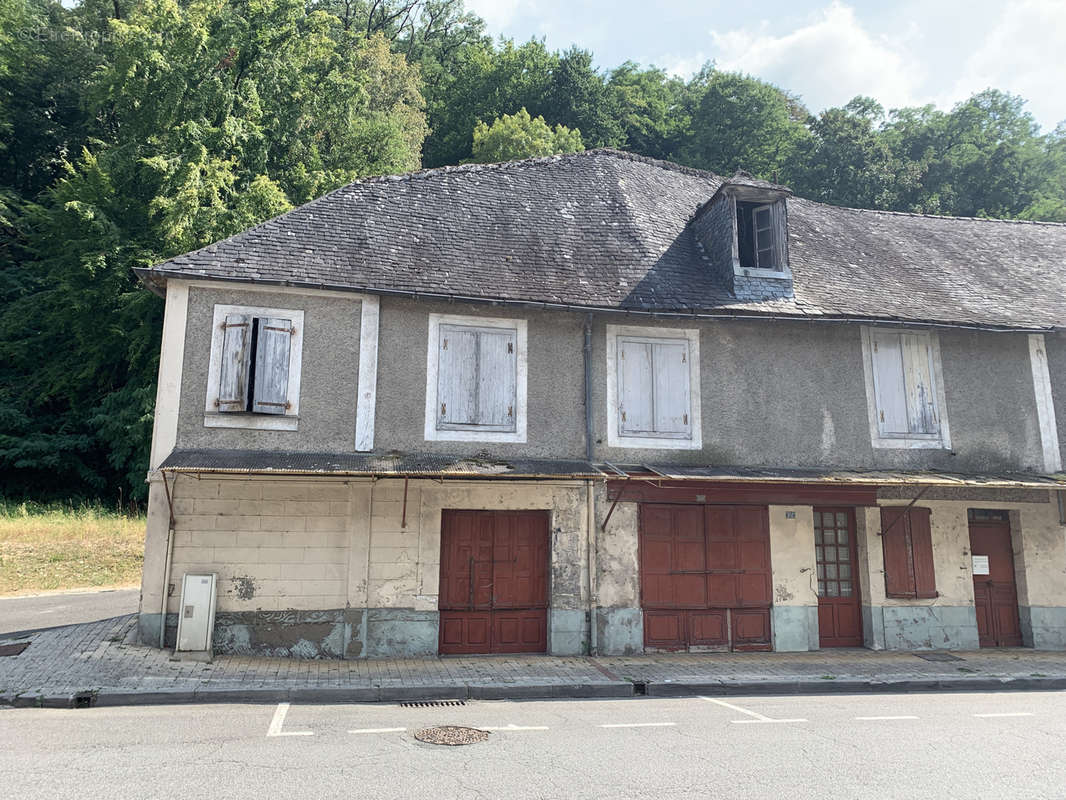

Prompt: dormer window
[{"left": 737, "top": 201, "right": 779, "bottom": 271}]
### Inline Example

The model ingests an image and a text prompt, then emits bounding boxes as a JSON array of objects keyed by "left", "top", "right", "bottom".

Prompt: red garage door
[
  {"left": 640, "top": 504, "right": 772, "bottom": 651},
  {"left": 438, "top": 510, "right": 549, "bottom": 655}
]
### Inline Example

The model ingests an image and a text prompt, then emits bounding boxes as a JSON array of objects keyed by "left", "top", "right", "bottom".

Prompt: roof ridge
[{"left": 795, "top": 196, "right": 1066, "bottom": 228}]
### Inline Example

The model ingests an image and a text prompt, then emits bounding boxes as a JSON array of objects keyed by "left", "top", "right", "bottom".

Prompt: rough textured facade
[{"left": 135, "top": 150, "right": 1066, "bottom": 660}]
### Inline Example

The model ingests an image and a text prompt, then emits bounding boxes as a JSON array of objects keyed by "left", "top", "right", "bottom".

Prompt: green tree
[
  {"left": 470, "top": 107, "right": 583, "bottom": 163},
  {"left": 678, "top": 70, "right": 812, "bottom": 181},
  {"left": 606, "top": 62, "right": 688, "bottom": 160}
]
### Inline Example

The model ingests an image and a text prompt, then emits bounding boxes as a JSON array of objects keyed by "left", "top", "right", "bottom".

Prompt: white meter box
[{"left": 175, "top": 573, "right": 218, "bottom": 653}]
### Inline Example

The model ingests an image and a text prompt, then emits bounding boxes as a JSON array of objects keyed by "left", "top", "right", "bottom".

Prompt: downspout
[
  {"left": 158, "top": 470, "right": 177, "bottom": 649},
  {"left": 583, "top": 314, "right": 598, "bottom": 655}
]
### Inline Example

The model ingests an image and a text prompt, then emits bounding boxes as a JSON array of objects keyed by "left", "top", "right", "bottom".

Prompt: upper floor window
[
  {"left": 861, "top": 327, "right": 950, "bottom": 449},
  {"left": 424, "top": 313, "right": 527, "bottom": 443},
  {"left": 606, "top": 325, "right": 702, "bottom": 450},
  {"left": 204, "top": 304, "right": 304, "bottom": 431},
  {"left": 737, "top": 201, "right": 780, "bottom": 271}
]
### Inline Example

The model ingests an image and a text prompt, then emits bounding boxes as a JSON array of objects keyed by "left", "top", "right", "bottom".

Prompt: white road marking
[
  {"left": 973, "top": 713, "right": 1034, "bottom": 718},
  {"left": 348, "top": 727, "right": 407, "bottom": 734},
  {"left": 700, "top": 696, "right": 806, "bottom": 724},
  {"left": 855, "top": 716, "right": 919, "bottom": 721},
  {"left": 267, "top": 703, "right": 313, "bottom": 737},
  {"left": 599, "top": 722, "right": 677, "bottom": 728},
  {"left": 481, "top": 724, "right": 550, "bottom": 731}
]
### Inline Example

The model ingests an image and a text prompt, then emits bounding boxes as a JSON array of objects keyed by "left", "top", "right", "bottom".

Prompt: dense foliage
[{"left": 2, "top": 0, "right": 1063, "bottom": 502}]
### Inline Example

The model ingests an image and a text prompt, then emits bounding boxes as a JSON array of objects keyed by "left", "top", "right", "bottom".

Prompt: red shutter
[
  {"left": 881, "top": 507, "right": 915, "bottom": 598},
  {"left": 880, "top": 507, "right": 938, "bottom": 599},
  {"left": 907, "top": 507, "right": 938, "bottom": 599}
]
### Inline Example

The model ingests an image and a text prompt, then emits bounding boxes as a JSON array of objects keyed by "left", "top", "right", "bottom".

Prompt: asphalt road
[
  {"left": 0, "top": 588, "right": 139, "bottom": 636},
  {"left": 1, "top": 690, "right": 1063, "bottom": 799}
]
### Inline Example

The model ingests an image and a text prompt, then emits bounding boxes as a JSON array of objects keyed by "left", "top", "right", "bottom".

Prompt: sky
[{"left": 463, "top": 0, "right": 1066, "bottom": 131}]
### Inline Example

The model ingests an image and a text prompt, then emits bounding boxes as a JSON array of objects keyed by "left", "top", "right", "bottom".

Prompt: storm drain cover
[
  {"left": 0, "top": 642, "right": 29, "bottom": 657},
  {"left": 413, "top": 726, "right": 490, "bottom": 746},
  {"left": 914, "top": 652, "right": 964, "bottom": 662}
]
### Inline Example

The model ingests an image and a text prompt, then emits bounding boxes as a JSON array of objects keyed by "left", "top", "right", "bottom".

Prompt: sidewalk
[{"left": 2, "top": 615, "right": 1066, "bottom": 708}]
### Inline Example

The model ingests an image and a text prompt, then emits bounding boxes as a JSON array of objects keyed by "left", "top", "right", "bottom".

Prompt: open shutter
[
  {"left": 871, "top": 331, "right": 908, "bottom": 435},
  {"left": 901, "top": 334, "right": 938, "bottom": 434},
  {"left": 753, "top": 205, "right": 775, "bottom": 269},
  {"left": 770, "top": 201, "right": 788, "bottom": 271},
  {"left": 618, "top": 339, "right": 653, "bottom": 434},
  {"left": 217, "top": 314, "right": 252, "bottom": 412},
  {"left": 652, "top": 340, "right": 691, "bottom": 436},
  {"left": 252, "top": 317, "right": 293, "bottom": 414},
  {"left": 907, "top": 507, "right": 938, "bottom": 598},
  {"left": 477, "top": 328, "right": 517, "bottom": 430},
  {"left": 437, "top": 325, "right": 477, "bottom": 427}
]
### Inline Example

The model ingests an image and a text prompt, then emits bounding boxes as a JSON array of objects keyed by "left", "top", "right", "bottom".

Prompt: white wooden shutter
[
  {"left": 901, "top": 333, "right": 939, "bottom": 434},
  {"left": 770, "top": 201, "right": 788, "bottom": 271},
  {"left": 871, "top": 331, "right": 908, "bottom": 435},
  {"left": 618, "top": 339, "right": 654, "bottom": 434},
  {"left": 652, "top": 341, "right": 691, "bottom": 436},
  {"left": 437, "top": 325, "right": 478, "bottom": 427},
  {"left": 217, "top": 314, "right": 252, "bottom": 412},
  {"left": 476, "top": 328, "right": 517, "bottom": 430},
  {"left": 252, "top": 317, "right": 293, "bottom": 415},
  {"left": 754, "top": 205, "right": 776, "bottom": 269}
]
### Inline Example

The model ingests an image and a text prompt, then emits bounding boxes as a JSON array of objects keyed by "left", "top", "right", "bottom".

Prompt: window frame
[
  {"left": 732, "top": 196, "right": 791, "bottom": 280},
  {"left": 423, "top": 313, "right": 528, "bottom": 443},
  {"left": 860, "top": 326, "right": 951, "bottom": 450},
  {"left": 752, "top": 204, "right": 777, "bottom": 270},
  {"left": 203, "top": 303, "right": 304, "bottom": 431},
  {"left": 606, "top": 324, "right": 702, "bottom": 450}
]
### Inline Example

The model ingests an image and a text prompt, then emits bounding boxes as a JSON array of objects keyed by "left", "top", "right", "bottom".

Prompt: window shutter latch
[
  {"left": 440, "top": 403, "right": 446, "bottom": 417},
  {"left": 507, "top": 341, "right": 513, "bottom": 354}
]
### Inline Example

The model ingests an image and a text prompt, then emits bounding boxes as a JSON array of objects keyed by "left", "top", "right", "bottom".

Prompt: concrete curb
[{"left": 3, "top": 675, "right": 1066, "bottom": 708}]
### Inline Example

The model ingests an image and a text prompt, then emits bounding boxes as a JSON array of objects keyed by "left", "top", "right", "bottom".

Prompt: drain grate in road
[
  {"left": 401, "top": 700, "right": 466, "bottom": 708},
  {"left": 0, "top": 642, "right": 30, "bottom": 657},
  {"left": 413, "top": 726, "right": 489, "bottom": 746},
  {"left": 914, "top": 652, "right": 964, "bottom": 662}
]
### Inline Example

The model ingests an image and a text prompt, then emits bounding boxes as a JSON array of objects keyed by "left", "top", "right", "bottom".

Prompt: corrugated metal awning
[
  {"left": 598, "top": 463, "right": 1066, "bottom": 489},
  {"left": 158, "top": 449, "right": 603, "bottom": 479}
]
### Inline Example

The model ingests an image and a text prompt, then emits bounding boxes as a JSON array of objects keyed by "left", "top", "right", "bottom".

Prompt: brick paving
[{"left": 2, "top": 615, "right": 1066, "bottom": 707}]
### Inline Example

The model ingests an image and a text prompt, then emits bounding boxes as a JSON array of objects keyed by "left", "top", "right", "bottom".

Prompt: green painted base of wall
[
  {"left": 1020, "top": 607, "right": 1066, "bottom": 650},
  {"left": 595, "top": 607, "right": 643, "bottom": 655},
  {"left": 864, "top": 605, "right": 980, "bottom": 650},
  {"left": 772, "top": 605, "right": 818, "bottom": 652}
]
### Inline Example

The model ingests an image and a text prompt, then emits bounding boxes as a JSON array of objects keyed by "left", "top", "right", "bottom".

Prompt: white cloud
[
  {"left": 464, "top": 0, "right": 535, "bottom": 32},
  {"left": 951, "top": 0, "right": 1066, "bottom": 128},
  {"left": 705, "top": 2, "right": 922, "bottom": 113}
]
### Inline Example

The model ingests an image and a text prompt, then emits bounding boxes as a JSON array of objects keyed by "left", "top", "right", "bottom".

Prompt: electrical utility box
[{"left": 175, "top": 573, "right": 218, "bottom": 655}]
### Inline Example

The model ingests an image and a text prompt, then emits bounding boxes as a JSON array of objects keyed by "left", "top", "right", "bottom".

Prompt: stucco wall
[
  {"left": 141, "top": 475, "right": 591, "bottom": 657},
  {"left": 373, "top": 297, "right": 586, "bottom": 458},
  {"left": 175, "top": 286, "right": 362, "bottom": 452},
  {"left": 1046, "top": 331, "right": 1066, "bottom": 470},
  {"left": 588, "top": 318, "right": 1044, "bottom": 473}
]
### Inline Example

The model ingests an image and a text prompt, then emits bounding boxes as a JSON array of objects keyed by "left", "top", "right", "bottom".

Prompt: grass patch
[{"left": 0, "top": 501, "right": 145, "bottom": 595}]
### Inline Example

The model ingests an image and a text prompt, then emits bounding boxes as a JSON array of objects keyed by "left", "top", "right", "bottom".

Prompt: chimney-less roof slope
[{"left": 141, "top": 149, "right": 1066, "bottom": 330}]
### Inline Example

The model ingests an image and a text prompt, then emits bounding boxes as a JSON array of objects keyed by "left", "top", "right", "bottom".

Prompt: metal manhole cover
[
  {"left": 0, "top": 642, "right": 29, "bottom": 657},
  {"left": 915, "top": 652, "right": 963, "bottom": 662},
  {"left": 413, "top": 726, "right": 490, "bottom": 746}
]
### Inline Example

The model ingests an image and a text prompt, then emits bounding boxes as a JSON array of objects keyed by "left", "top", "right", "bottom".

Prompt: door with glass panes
[{"left": 815, "top": 508, "right": 863, "bottom": 647}]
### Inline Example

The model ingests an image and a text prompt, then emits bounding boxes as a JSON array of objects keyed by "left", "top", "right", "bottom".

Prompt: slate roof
[{"left": 138, "top": 149, "right": 1066, "bottom": 330}]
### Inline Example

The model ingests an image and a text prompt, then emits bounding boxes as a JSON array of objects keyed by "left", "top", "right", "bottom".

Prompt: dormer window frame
[
  {"left": 730, "top": 193, "right": 792, "bottom": 281},
  {"left": 752, "top": 204, "right": 776, "bottom": 270}
]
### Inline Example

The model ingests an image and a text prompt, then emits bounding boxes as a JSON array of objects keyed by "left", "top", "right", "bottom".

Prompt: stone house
[{"left": 134, "top": 149, "right": 1066, "bottom": 658}]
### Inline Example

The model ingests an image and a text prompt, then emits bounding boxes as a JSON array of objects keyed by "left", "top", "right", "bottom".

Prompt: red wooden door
[
  {"left": 968, "top": 514, "right": 1022, "bottom": 648},
  {"left": 814, "top": 508, "right": 863, "bottom": 647},
  {"left": 438, "top": 510, "right": 549, "bottom": 655},
  {"left": 640, "top": 504, "right": 772, "bottom": 651}
]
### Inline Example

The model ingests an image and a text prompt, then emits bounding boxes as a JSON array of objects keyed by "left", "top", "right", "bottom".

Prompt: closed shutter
[
  {"left": 437, "top": 325, "right": 478, "bottom": 427},
  {"left": 251, "top": 317, "right": 293, "bottom": 415},
  {"left": 871, "top": 331, "right": 908, "bottom": 435},
  {"left": 881, "top": 507, "right": 938, "bottom": 599},
  {"left": 619, "top": 339, "right": 654, "bottom": 435},
  {"left": 217, "top": 314, "right": 252, "bottom": 412},
  {"left": 477, "top": 328, "right": 517, "bottom": 430},
  {"left": 901, "top": 334, "right": 938, "bottom": 434},
  {"left": 907, "top": 507, "right": 938, "bottom": 598},
  {"left": 652, "top": 341, "right": 691, "bottom": 435}
]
